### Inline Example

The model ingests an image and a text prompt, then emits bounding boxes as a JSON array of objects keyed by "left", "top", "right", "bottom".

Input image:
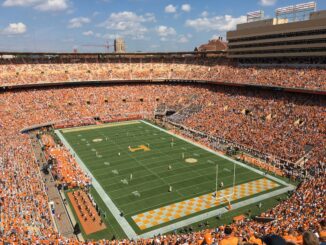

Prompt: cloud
[
  {"left": 156, "top": 25, "right": 176, "bottom": 37},
  {"left": 165, "top": 4, "right": 176, "bottom": 13},
  {"left": 2, "top": 0, "right": 70, "bottom": 11},
  {"left": 181, "top": 4, "right": 191, "bottom": 12},
  {"left": 82, "top": 30, "right": 94, "bottom": 36},
  {"left": 1, "top": 22, "right": 27, "bottom": 35},
  {"left": 185, "top": 15, "right": 246, "bottom": 32},
  {"left": 201, "top": 11, "right": 209, "bottom": 17},
  {"left": 178, "top": 35, "right": 189, "bottom": 43},
  {"left": 35, "top": 0, "right": 69, "bottom": 11},
  {"left": 68, "top": 17, "right": 91, "bottom": 28},
  {"left": 259, "top": 0, "right": 277, "bottom": 6},
  {"left": 100, "top": 11, "right": 155, "bottom": 40}
]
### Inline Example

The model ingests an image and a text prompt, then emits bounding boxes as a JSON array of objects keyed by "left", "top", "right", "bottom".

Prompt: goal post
[
  {"left": 215, "top": 164, "right": 218, "bottom": 200},
  {"left": 212, "top": 163, "right": 236, "bottom": 205}
]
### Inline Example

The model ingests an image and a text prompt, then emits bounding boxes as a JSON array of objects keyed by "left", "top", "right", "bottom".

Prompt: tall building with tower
[{"left": 114, "top": 38, "right": 126, "bottom": 53}]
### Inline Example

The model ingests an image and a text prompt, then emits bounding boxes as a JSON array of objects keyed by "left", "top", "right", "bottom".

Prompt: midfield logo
[{"left": 129, "top": 145, "right": 150, "bottom": 152}]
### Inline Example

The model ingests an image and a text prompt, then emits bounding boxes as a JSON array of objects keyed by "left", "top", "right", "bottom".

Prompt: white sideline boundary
[
  {"left": 55, "top": 130, "right": 138, "bottom": 239},
  {"left": 55, "top": 120, "right": 296, "bottom": 239}
]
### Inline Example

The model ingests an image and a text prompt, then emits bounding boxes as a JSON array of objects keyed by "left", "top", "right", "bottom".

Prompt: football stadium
[{"left": 0, "top": 1, "right": 325, "bottom": 244}]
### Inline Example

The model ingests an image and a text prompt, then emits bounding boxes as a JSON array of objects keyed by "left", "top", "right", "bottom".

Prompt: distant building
[
  {"left": 195, "top": 37, "right": 228, "bottom": 52},
  {"left": 114, "top": 38, "right": 126, "bottom": 53}
]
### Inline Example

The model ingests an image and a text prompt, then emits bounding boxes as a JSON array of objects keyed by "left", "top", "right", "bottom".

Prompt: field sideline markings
[{"left": 55, "top": 129, "right": 139, "bottom": 240}]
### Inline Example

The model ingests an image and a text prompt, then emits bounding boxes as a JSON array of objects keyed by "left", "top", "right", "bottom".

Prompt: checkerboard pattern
[{"left": 132, "top": 178, "right": 279, "bottom": 230}]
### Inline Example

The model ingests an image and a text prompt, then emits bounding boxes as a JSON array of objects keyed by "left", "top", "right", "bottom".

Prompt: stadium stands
[
  {"left": 0, "top": 82, "right": 325, "bottom": 244},
  {"left": 0, "top": 60, "right": 325, "bottom": 91}
]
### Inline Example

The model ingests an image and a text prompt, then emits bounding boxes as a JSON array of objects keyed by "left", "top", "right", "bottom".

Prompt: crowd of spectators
[
  {"left": 47, "top": 147, "right": 91, "bottom": 189},
  {"left": 41, "top": 132, "right": 91, "bottom": 189},
  {"left": 0, "top": 60, "right": 325, "bottom": 90},
  {"left": 0, "top": 83, "right": 325, "bottom": 244},
  {"left": 0, "top": 135, "right": 62, "bottom": 242},
  {"left": 168, "top": 85, "right": 325, "bottom": 166}
]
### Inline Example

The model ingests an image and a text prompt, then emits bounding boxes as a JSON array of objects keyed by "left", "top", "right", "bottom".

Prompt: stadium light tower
[
  {"left": 275, "top": 1, "right": 316, "bottom": 23},
  {"left": 247, "top": 10, "right": 265, "bottom": 23}
]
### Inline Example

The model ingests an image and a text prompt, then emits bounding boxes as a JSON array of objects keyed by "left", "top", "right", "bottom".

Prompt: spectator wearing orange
[{"left": 220, "top": 226, "right": 239, "bottom": 245}]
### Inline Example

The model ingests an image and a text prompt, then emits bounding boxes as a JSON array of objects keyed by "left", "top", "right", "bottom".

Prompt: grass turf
[{"left": 58, "top": 120, "right": 284, "bottom": 239}]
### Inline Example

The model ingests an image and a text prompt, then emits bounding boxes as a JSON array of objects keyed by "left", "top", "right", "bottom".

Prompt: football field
[{"left": 56, "top": 120, "right": 294, "bottom": 239}]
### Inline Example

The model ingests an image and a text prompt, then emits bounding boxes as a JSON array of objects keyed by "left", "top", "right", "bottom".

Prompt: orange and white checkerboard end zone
[{"left": 132, "top": 178, "right": 279, "bottom": 230}]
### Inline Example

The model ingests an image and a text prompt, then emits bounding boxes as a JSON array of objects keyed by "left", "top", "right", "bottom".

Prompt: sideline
[{"left": 55, "top": 130, "right": 138, "bottom": 239}]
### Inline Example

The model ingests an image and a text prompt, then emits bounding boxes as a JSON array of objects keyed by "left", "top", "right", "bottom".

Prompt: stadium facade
[{"left": 227, "top": 9, "right": 326, "bottom": 63}]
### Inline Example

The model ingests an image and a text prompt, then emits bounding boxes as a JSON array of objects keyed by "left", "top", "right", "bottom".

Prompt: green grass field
[{"left": 57, "top": 120, "right": 289, "bottom": 240}]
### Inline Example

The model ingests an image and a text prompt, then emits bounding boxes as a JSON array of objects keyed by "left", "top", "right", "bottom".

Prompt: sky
[{"left": 0, "top": 0, "right": 325, "bottom": 53}]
